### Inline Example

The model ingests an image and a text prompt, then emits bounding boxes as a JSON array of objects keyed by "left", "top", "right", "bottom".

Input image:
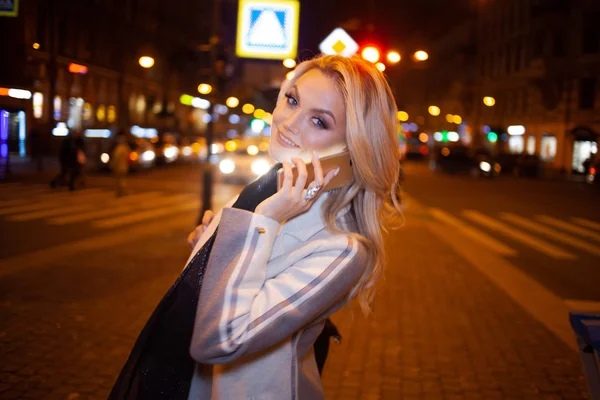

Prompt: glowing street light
[
  {"left": 242, "top": 103, "right": 255, "bottom": 114},
  {"left": 387, "top": 51, "right": 401, "bottom": 64},
  {"left": 198, "top": 83, "right": 212, "bottom": 95},
  {"left": 254, "top": 108, "right": 266, "bottom": 119},
  {"left": 139, "top": 56, "right": 155, "bottom": 68},
  {"left": 33, "top": 43, "right": 40, "bottom": 50},
  {"left": 397, "top": 111, "right": 409, "bottom": 122},
  {"left": 453, "top": 115, "right": 463, "bottom": 124},
  {"left": 446, "top": 114, "right": 454, "bottom": 123},
  {"left": 428, "top": 105, "right": 441, "bottom": 116},
  {"left": 375, "top": 62, "right": 386, "bottom": 72},
  {"left": 226, "top": 96, "right": 239, "bottom": 108},
  {"left": 283, "top": 59, "right": 296, "bottom": 68},
  {"left": 361, "top": 46, "right": 380, "bottom": 63},
  {"left": 414, "top": 50, "right": 429, "bottom": 62},
  {"left": 483, "top": 96, "right": 496, "bottom": 107}
]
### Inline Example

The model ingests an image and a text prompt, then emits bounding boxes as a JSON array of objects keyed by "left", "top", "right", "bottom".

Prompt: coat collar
[{"left": 278, "top": 191, "right": 351, "bottom": 242}]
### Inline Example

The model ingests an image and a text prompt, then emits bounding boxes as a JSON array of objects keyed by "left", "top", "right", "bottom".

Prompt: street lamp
[
  {"left": 453, "top": 115, "right": 462, "bottom": 124},
  {"left": 226, "top": 96, "right": 239, "bottom": 108},
  {"left": 397, "top": 111, "right": 409, "bottom": 122},
  {"left": 414, "top": 50, "right": 429, "bottom": 62},
  {"left": 283, "top": 59, "right": 296, "bottom": 69},
  {"left": 361, "top": 46, "right": 380, "bottom": 63},
  {"left": 198, "top": 83, "right": 212, "bottom": 95},
  {"left": 387, "top": 51, "right": 401, "bottom": 64},
  {"left": 139, "top": 56, "right": 155, "bottom": 68},
  {"left": 254, "top": 108, "right": 266, "bottom": 119},
  {"left": 375, "top": 62, "right": 386, "bottom": 72},
  {"left": 483, "top": 96, "right": 496, "bottom": 107},
  {"left": 428, "top": 105, "right": 441, "bottom": 116},
  {"left": 242, "top": 103, "right": 255, "bottom": 114}
]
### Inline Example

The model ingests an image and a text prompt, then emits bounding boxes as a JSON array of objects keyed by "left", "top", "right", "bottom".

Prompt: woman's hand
[
  {"left": 255, "top": 152, "right": 339, "bottom": 223},
  {"left": 187, "top": 210, "right": 215, "bottom": 249}
]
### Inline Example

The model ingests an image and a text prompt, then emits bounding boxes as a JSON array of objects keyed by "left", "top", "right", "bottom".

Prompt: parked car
[
  {"left": 495, "top": 153, "right": 543, "bottom": 178},
  {"left": 430, "top": 145, "right": 501, "bottom": 178}
]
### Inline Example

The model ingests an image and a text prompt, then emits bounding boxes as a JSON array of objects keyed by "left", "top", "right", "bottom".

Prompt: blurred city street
[{"left": 0, "top": 162, "right": 597, "bottom": 399}]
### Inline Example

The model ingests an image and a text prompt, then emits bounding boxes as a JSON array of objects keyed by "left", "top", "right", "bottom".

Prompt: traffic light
[{"left": 488, "top": 132, "right": 498, "bottom": 143}]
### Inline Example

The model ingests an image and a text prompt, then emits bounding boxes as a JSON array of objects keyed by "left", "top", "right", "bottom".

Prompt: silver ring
[{"left": 303, "top": 184, "right": 322, "bottom": 202}]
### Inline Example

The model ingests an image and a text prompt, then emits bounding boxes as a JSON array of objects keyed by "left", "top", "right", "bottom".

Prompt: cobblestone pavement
[{"left": 0, "top": 215, "right": 590, "bottom": 399}]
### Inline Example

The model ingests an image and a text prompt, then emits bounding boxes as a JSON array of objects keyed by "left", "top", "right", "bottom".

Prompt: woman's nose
[{"left": 282, "top": 110, "right": 301, "bottom": 135}]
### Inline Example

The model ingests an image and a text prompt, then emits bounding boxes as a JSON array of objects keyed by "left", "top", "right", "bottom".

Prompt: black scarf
[{"left": 109, "top": 163, "right": 336, "bottom": 399}]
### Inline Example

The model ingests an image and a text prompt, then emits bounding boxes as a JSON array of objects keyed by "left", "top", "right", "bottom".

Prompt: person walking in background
[
  {"left": 110, "top": 131, "right": 130, "bottom": 197},
  {"left": 50, "top": 129, "right": 86, "bottom": 191}
]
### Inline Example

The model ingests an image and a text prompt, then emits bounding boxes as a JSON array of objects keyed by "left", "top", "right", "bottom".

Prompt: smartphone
[{"left": 277, "top": 152, "right": 354, "bottom": 191}]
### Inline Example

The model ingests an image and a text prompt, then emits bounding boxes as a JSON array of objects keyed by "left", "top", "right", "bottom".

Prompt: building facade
[
  {"left": 0, "top": 0, "right": 215, "bottom": 159},
  {"left": 394, "top": 0, "right": 600, "bottom": 175}
]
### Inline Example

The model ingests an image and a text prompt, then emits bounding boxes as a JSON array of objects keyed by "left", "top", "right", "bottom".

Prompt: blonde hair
[{"left": 280, "top": 55, "right": 403, "bottom": 315}]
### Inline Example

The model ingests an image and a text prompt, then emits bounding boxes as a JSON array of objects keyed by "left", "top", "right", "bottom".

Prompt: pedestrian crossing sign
[
  {"left": 319, "top": 28, "right": 358, "bottom": 57},
  {"left": 236, "top": 0, "right": 299, "bottom": 60}
]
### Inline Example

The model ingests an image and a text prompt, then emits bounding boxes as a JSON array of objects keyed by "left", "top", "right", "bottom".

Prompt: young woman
[{"left": 110, "top": 54, "right": 402, "bottom": 399}]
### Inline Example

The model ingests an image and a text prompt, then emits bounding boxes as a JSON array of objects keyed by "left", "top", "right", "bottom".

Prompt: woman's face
[{"left": 269, "top": 68, "right": 347, "bottom": 162}]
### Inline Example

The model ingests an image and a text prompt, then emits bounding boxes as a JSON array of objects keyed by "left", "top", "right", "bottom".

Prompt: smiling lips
[{"left": 276, "top": 130, "right": 301, "bottom": 148}]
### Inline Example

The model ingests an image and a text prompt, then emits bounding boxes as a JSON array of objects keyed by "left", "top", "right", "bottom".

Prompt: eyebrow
[{"left": 292, "top": 84, "right": 337, "bottom": 125}]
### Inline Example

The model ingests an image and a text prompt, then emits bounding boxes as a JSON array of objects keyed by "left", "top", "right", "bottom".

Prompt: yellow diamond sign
[{"left": 319, "top": 28, "right": 358, "bottom": 57}]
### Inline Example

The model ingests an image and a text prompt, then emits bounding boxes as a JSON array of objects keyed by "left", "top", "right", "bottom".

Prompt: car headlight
[
  {"left": 101, "top": 153, "right": 110, "bottom": 163},
  {"left": 479, "top": 161, "right": 491, "bottom": 172},
  {"left": 251, "top": 159, "right": 271, "bottom": 176},
  {"left": 219, "top": 159, "right": 235, "bottom": 174},
  {"left": 182, "top": 146, "right": 192, "bottom": 157},
  {"left": 164, "top": 146, "right": 178, "bottom": 160},
  {"left": 141, "top": 150, "right": 155, "bottom": 162}
]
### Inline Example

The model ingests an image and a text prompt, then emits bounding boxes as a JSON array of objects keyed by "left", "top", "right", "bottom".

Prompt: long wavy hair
[{"left": 279, "top": 55, "right": 403, "bottom": 315}]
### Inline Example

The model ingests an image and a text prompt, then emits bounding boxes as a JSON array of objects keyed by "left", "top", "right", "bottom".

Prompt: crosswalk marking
[
  {"left": 47, "top": 191, "right": 170, "bottom": 225},
  {"left": 0, "top": 192, "right": 113, "bottom": 216},
  {"left": 0, "top": 198, "right": 30, "bottom": 208},
  {"left": 536, "top": 215, "right": 600, "bottom": 243},
  {"left": 571, "top": 217, "right": 600, "bottom": 232},
  {"left": 429, "top": 208, "right": 517, "bottom": 256},
  {"left": 462, "top": 210, "right": 576, "bottom": 260},
  {"left": 1, "top": 187, "right": 105, "bottom": 201},
  {"left": 93, "top": 200, "right": 199, "bottom": 229},
  {"left": 8, "top": 202, "right": 110, "bottom": 222},
  {"left": 564, "top": 299, "right": 600, "bottom": 312},
  {"left": 500, "top": 213, "right": 600, "bottom": 257}
]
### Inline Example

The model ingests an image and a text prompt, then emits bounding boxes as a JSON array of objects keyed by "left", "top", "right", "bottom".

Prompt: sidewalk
[{"left": 322, "top": 207, "right": 589, "bottom": 399}]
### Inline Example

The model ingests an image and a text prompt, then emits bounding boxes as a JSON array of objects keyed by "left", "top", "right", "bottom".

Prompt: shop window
[
  {"left": 582, "top": 13, "right": 599, "bottom": 54},
  {"left": 67, "top": 98, "right": 84, "bottom": 130},
  {"left": 572, "top": 141, "right": 598, "bottom": 173},
  {"left": 579, "top": 77, "right": 596, "bottom": 110},
  {"left": 509, "top": 136, "right": 524, "bottom": 154},
  {"left": 540, "top": 135, "right": 557, "bottom": 162},
  {"left": 514, "top": 40, "right": 522, "bottom": 72},
  {"left": 526, "top": 136, "right": 536, "bottom": 155},
  {"left": 553, "top": 33, "right": 565, "bottom": 57}
]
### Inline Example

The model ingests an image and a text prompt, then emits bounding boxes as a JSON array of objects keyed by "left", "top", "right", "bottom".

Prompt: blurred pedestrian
[
  {"left": 110, "top": 131, "right": 130, "bottom": 197},
  {"left": 29, "top": 127, "right": 43, "bottom": 172},
  {"left": 110, "top": 54, "right": 403, "bottom": 399},
  {"left": 50, "top": 129, "right": 85, "bottom": 191}
]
